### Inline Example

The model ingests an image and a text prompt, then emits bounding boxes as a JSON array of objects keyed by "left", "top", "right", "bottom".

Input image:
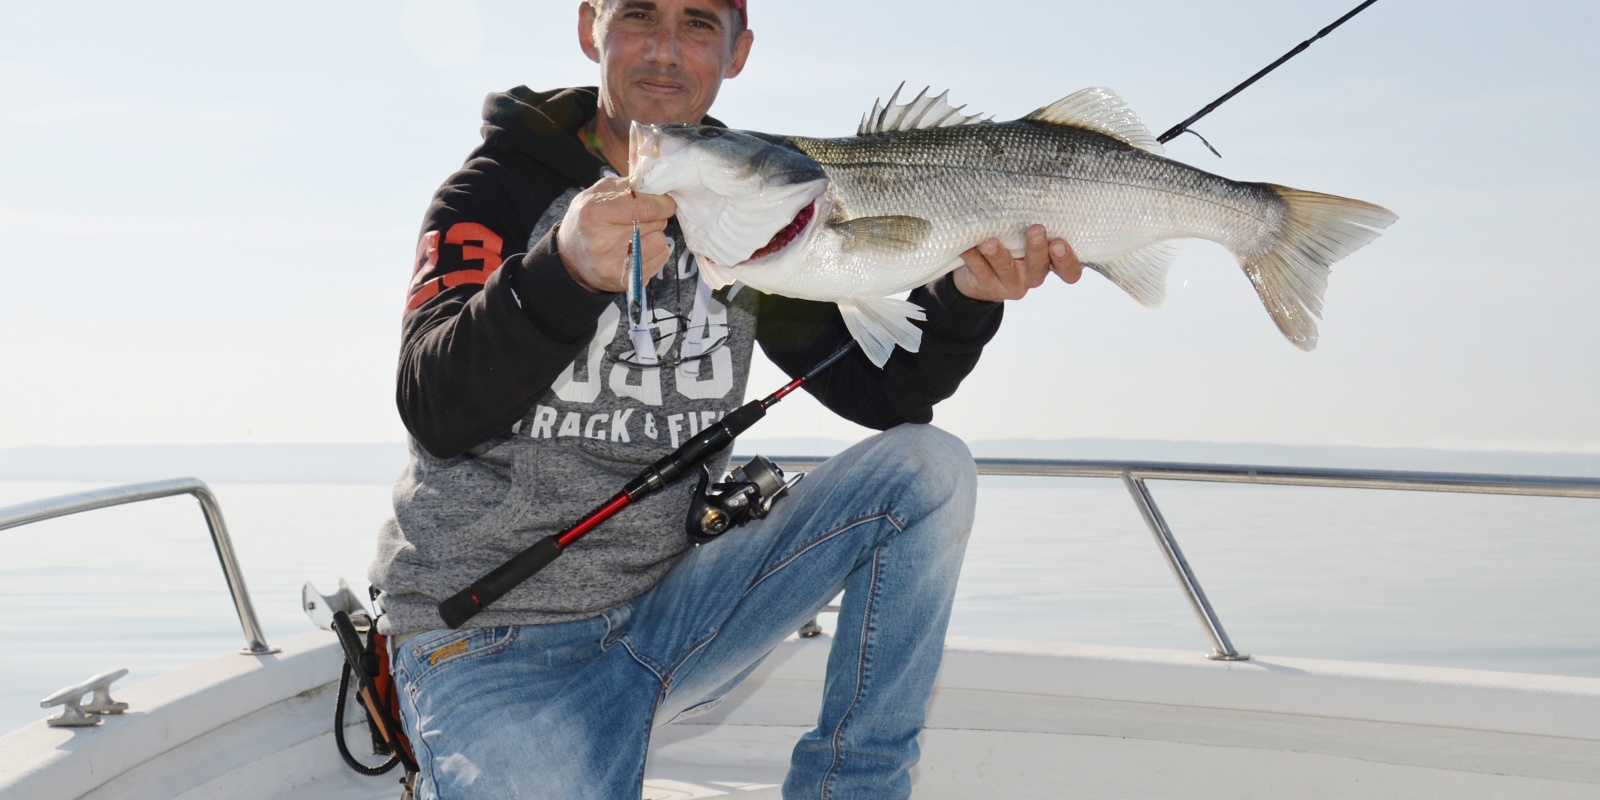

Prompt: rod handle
[{"left": 438, "top": 535, "right": 563, "bottom": 628}]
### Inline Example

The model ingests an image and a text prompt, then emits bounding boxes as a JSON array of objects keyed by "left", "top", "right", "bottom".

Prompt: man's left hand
[{"left": 952, "top": 224, "right": 1082, "bottom": 302}]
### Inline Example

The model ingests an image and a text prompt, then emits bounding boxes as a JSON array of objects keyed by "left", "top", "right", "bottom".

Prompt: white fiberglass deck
[{"left": 5, "top": 628, "right": 1598, "bottom": 799}]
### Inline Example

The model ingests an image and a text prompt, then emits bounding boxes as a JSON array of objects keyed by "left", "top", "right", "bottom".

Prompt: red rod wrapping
[
  {"left": 556, "top": 493, "right": 632, "bottom": 547},
  {"left": 767, "top": 377, "right": 806, "bottom": 405}
]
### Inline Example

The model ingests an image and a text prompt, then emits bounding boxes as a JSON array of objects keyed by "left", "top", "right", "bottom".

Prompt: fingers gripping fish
[{"left": 631, "top": 86, "right": 1398, "bottom": 367}]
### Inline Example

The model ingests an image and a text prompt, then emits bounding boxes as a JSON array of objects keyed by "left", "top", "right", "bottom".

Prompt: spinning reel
[{"left": 686, "top": 455, "right": 804, "bottom": 544}]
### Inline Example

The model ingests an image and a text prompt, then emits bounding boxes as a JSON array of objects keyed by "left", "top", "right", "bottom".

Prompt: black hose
[{"left": 334, "top": 660, "right": 401, "bottom": 777}]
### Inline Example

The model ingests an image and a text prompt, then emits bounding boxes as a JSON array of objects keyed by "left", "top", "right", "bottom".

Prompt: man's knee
[
  {"left": 854, "top": 424, "right": 977, "bottom": 523},
  {"left": 869, "top": 422, "right": 974, "bottom": 481}
]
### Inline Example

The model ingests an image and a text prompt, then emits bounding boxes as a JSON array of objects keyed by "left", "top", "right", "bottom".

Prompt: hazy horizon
[
  {"left": 7, "top": 435, "right": 1600, "bottom": 454},
  {"left": 5, "top": 438, "right": 1599, "bottom": 486}
]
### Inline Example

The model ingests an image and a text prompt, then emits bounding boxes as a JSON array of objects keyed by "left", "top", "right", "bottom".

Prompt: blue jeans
[{"left": 391, "top": 424, "right": 977, "bottom": 799}]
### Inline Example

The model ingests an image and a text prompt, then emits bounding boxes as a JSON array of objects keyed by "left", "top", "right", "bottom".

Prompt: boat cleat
[{"left": 40, "top": 668, "right": 129, "bottom": 727}]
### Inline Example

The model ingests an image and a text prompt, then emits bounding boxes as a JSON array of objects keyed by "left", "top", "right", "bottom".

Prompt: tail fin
[{"left": 1245, "top": 185, "right": 1397, "bottom": 350}]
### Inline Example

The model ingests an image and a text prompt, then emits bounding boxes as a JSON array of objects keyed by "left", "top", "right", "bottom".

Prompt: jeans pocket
[{"left": 407, "top": 626, "right": 518, "bottom": 688}]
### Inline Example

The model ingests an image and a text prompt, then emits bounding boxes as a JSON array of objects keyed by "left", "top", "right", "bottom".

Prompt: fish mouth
[
  {"left": 629, "top": 122, "right": 657, "bottom": 179},
  {"left": 629, "top": 122, "right": 690, "bottom": 180},
  {"left": 749, "top": 200, "right": 817, "bottom": 261}
]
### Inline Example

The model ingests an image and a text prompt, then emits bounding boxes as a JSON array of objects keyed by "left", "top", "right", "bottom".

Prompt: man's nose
[{"left": 641, "top": 23, "right": 682, "bottom": 65}]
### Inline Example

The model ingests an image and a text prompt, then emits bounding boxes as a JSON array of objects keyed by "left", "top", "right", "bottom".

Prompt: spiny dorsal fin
[
  {"left": 859, "top": 83, "right": 991, "bottom": 136},
  {"left": 1025, "top": 87, "right": 1163, "bottom": 154}
]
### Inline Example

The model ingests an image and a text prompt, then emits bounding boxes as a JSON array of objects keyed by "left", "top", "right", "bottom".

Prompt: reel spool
[{"left": 686, "top": 455, "right": 804, "bottom": 544}]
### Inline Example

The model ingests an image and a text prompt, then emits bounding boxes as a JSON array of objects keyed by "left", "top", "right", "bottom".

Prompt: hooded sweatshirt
[{"left": 370, "top": 86, "right": 1003, "bottom": 635}]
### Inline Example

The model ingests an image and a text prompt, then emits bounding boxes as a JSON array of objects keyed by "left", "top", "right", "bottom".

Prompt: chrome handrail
[
  {"left": 0, "top": 477, "right": 278, "bottom": 655},
  {"left": 766, "top": 456, "right": 1600, "bottom": 661}
]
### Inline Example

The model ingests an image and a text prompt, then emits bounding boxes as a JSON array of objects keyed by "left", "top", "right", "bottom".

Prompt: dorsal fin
[
  {"left": 858, "top": 83, "right": 991, "bottom": 136},
  {"left": 1024, "top": 87, "right": 1163, "bottom": 154}
]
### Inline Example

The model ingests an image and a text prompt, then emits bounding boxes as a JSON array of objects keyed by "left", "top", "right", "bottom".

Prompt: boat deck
[
  {"left": 6, "top": 468, "right": 1599, "bottom": 797},
  {"left": 6, "top": 629, "right": 1599, "bottom": 799}
]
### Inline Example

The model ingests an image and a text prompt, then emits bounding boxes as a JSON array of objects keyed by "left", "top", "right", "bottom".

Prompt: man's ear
[
  {"left": 578, "top": 2, "right": 601, "bottom": 64},
  {"left": 724, "top": 28, "right": 754, "bottom": 79}
]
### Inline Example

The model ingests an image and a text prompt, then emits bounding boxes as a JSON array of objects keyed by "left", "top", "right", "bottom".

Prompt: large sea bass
[{"left": 631, "top": 86, "right": 1397, "bottom": 366}]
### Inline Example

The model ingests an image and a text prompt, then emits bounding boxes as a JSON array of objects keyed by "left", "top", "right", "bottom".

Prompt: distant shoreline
[{"left": 3, "top": 440, "right": 1598, "bottom": 484}]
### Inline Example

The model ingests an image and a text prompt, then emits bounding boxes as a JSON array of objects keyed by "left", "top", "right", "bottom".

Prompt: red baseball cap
[{"left": 730, "top": 0, "right": 747, "bottom": 24}]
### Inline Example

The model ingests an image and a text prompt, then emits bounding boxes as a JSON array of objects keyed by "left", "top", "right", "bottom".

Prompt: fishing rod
[
  {"left": 1156, "top": 0, "right": 1383, "bottom": 149},
  {"left": 438, "top": 339, "right": 858, "bottom": 629}
]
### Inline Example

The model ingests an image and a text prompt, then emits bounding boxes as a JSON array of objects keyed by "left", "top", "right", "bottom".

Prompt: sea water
[{"left": 1, "top": 478, "right": 1597, "bottom": 734}]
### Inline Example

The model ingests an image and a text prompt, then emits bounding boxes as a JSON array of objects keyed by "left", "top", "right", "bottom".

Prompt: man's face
[{"left": 580, "top": 0, "right": 753, "bottom": 127}]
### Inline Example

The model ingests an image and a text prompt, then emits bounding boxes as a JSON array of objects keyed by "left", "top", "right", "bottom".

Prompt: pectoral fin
[{"left": 828, "top": 215, "right": 933, "bottom": 256}]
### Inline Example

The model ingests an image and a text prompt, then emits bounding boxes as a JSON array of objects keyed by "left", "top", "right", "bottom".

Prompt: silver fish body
[{"left": 633, "top": 87, "right": 1397, "bottom": 365}]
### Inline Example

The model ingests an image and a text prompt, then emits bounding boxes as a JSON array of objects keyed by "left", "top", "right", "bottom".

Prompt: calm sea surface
[{"left": 2, "top": 478, "right": 1597, "bottom": 734}]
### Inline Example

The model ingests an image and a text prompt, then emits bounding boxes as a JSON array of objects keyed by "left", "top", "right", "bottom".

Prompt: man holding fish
[{"left": 370, "top": 1, "right": 1082, "bottom": 797}]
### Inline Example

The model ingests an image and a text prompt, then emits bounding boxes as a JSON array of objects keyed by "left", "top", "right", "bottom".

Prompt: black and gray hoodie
[{"left": 370, "top": 86, "right": 1003, "bottom": 635}]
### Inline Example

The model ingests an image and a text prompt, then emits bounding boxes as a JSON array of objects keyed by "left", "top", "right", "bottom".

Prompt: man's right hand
[{"left": 557, "top": 177, "right": 676, "bottom": 294}]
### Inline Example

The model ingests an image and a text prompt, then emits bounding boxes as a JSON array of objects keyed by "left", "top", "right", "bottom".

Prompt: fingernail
[
  {"left": 1052, "top": 242, "right": 1067, "bottom": 258},
  {"left": 981, "top": 241, "right": 997, "bottom": 254}
]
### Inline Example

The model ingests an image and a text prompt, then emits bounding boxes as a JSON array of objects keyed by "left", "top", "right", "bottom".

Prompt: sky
[{"left": 1, "top": 0, "right": 1596, "bottom": 453}]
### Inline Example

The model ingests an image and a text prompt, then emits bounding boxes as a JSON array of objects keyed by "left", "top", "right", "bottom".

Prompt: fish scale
[{"left": 633, "top": 86, "right": 1396, "bottom": 366}]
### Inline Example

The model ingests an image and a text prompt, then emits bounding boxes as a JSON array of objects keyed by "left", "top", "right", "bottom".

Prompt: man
[{"left": 370, "top": 1, "right": 1081, "bottom": 797}]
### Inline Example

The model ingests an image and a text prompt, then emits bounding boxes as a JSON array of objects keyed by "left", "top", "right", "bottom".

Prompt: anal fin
[
  {"left": 836, "top": 295, "right": 927, "bottom": 367},
  {"left": 1084, "top": 240, "right": 1184, "bottom": 308}
]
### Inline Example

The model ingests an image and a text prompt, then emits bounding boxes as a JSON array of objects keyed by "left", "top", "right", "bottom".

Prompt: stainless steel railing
[
  {"left": 768, "top": 457, "right": 1600, "bottom": 661},
  {"left": 6, "top": 461, "right": 1597, "bottom": 663},
  {"left": 0, "top": 478, "right": 278, "bottom": 655}
]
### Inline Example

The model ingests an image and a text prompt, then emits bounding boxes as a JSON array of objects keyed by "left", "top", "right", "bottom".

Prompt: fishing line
[{"left": 1156, "top": 0, "right": 1383, "bottom": 148}]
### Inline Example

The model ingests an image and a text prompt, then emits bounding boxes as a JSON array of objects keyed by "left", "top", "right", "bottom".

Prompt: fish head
[{"left": 632, "top": 121, "right": 829, "bottom": 268}]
